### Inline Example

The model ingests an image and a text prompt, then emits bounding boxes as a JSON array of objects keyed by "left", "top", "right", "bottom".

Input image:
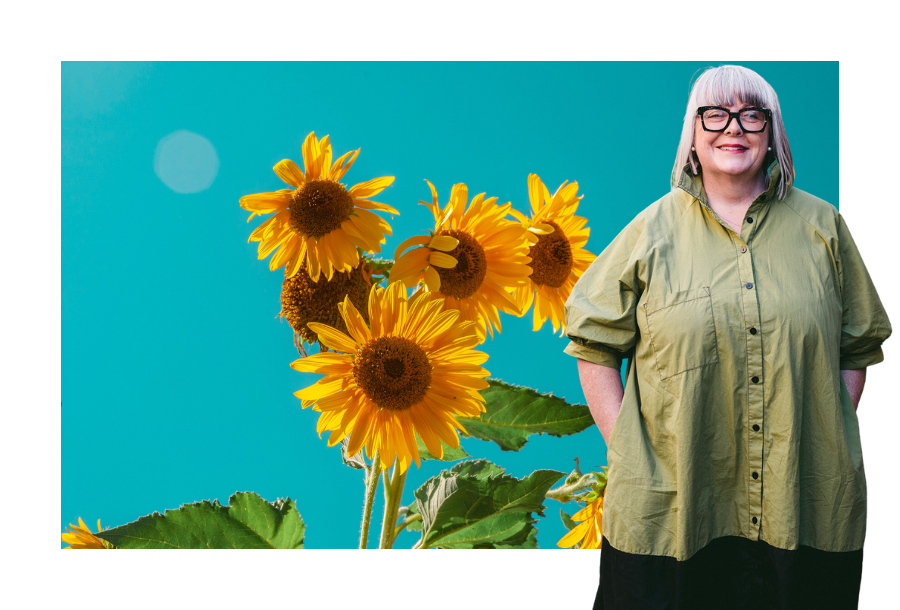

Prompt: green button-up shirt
[{"left": 564, "top": 162, "right": 891, "bottom": 560}]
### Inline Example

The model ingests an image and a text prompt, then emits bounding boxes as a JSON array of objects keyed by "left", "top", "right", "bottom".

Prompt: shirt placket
[
  {"left": 701, "top": 196, "right": 768, "bottom": 539},
  {"left": 736, "top": 201, "right": 766, "bottom": 539}
]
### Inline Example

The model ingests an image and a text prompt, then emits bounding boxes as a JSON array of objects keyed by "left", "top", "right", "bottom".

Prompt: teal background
[{"left": 62, "top": 61, "right": 838, "bottom": 549}]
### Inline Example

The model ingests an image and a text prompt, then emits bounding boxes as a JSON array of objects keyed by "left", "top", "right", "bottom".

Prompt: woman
[{"left": 564, "top": 65, "right": 891, "bottom": 609}]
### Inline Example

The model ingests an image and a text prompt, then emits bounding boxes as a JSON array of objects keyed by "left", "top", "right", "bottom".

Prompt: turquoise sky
[{"left": 62, "top": 61, "right": 838, "bottom": 549}]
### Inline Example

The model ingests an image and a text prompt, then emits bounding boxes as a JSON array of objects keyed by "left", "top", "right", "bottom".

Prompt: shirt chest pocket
[{"left": 644, "top": 287, "right": 720, "bottom": 380}]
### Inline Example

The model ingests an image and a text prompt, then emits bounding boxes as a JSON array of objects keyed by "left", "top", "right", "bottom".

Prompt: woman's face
[{"left": 693, "top": 98, "right": 770, "bottom": 184}]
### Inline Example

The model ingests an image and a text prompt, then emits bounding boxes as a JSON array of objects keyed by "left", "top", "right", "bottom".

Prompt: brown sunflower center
[
  {"left": 281, "top": 261, "right": 372, "bottom": 347},
  {"left": 528, "top": 220, "right": 573, "bottom": 288},
  {"left": 353, "top": 336, "right": 432, "bottom": 411},
  {"left": 289, "top": 180, "right": 353, "bottom": 239},
  {"left": 434, "top": 229, "right": 487, "bottom": 299}
]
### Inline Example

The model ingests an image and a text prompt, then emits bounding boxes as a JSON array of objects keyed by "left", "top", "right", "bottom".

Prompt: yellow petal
[
  {"left": 530, "top": 223, "right": 555, "bottom": 235},
  {"left": 388, "top": 248, "right": 430, "bottom": 288},
  {"left": 347, "top": 404, "right": 376, "bottom": 456},
  {"left": 307, "top": 323, "right": 360, "bottom": 353},
  {"left": 409, "top": 408, "right": 443, "bottom": 459},
  {"left": 340, "top": 297, "right": 373, "bottom": 345},
  {"left": 290, "top": 352, "right": 352, "bottom": 372},
  {"left": 239, "top": 189, "right": 292, "bottom": 217},
  {"left": 306, "top": 239, "right": 322, "bottom": 280},
  {"left": 294, "top": 376, "right": 346, "bottom": 401},
  {"left": 353, "top": 208, "right": 393, "bottom": 239},
  {"left": 249, "top": 214, "right": 281, "bottom": 243},
  {"left": 319, "top": 135, "right": 333, "bottom": 175},
  {"left": 557, "top": 520, "right": 592, "bottom": 548},
  {"left": 331, "top": 148, "right": 359, "bottom": 181},
  {"left": 428, "top": 235, "right": 459, "bottom": 251},
  {"left": 394, "top": 234, "right": 431, "bottom": 259},
  {"left": 273, "top": 159, "right": 306, "bottom": 189},
  {"left": 354, "top": 199, "right": 400, "bottom": 216},
  {"left": 424, "top": 266, "right": 441, "bottom": 292},
  {"left": 302, "top": 132, "right": 322, "bottom": 179},
  {"left": 269, "top": 237, "right": 297, "bottom": 271},
  {"left": 507, "top": 208, "right": 529, "bottom": 224},
  {"left": 285, "top": 250, "right": 304, "bottom": 279},
  {"left": 349, "top": 176, "right": 395, "bottom": 199},
  {"left": 428, "top": 251, "right": 458, "bottom": 269}
]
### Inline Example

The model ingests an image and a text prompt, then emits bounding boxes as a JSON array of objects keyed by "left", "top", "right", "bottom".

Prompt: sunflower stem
[
  {"left": 378, "top": 463, "right": 408, "bottom": 549},
  {"left": 545, "top": 473, "right": 596, "bottom": 503},
  {"left": 359, "top": 450, "right": 382, "bottom": 550},
  {"left": 394, "top": 513, "right": 422, "bottom": 539}
]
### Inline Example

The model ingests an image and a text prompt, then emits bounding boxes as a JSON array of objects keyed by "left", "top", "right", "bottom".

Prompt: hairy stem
[
  {"left": 545, "top": 473, "right": 597, "bottom": 503},
  {"left": 394, "top": 512, "right": 422, "bottom": 539},
  {"left": 358, "top": 451, "right": 382, "bottom": 549},
  {"left": 379, "top": 463, "right": 408, "bottom": 549}
]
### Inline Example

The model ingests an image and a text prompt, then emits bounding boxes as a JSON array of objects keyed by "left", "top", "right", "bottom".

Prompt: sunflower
[
  {"left": 61, "top": 517, "right": 114, "bottom": 549},
  {"left": 280, "top": 259, "right": 374, "bottom": 356},
  {"left": 290, "top": 282, "right": 489, "bottom": 473},
  {"left": 510, "top": 174, "right": 594, "bottom": 335},
  {"left": 557, "top": 469, "right": 607, "bottom": 550},
  {"left": 240, "top": 131, "right": 397, "bottom": 282},
  {"left": 389, "top": 181, "right": 532, "bottom": 342},
  {"left": 557, "top": 495, "right": 603, "bottom": 550}
]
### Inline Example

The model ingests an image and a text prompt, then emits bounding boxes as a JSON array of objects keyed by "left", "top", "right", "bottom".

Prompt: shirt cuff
[
  {"left": 564, "top": 341, "right": 623, "bottom": 369},
  {"left": 840, "top": 346, "right": 884, "bottom": 370}
]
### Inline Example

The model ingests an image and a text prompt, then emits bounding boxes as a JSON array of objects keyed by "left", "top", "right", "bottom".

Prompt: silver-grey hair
[{"left": 671, "top": 65, "right": 794, "bottom": 200}]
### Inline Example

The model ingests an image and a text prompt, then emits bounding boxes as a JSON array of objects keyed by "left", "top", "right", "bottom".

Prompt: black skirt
[{"left": 594, "top": 535, "right": 863, "bottom": 610}]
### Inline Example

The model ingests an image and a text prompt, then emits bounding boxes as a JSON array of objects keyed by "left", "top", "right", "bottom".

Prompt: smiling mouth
[{"left": 717, "top": 146, "right": 748, "bottom": 151}]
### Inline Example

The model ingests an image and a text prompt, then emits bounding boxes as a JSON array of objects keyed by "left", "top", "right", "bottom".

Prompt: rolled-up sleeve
[
  {"left": 836, "top": 213, "right": 892, "bottom": 369},
  {"left": 564, "top": 218, "right": 644, "bottom": 369}
]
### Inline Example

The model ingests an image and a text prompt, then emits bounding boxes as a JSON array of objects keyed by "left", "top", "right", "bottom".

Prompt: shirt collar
[{"left": 676, "top": 159, "right": 782, "bottom": 205}]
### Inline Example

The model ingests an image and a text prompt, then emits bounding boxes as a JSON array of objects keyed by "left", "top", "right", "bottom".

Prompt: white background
[{"left": 3, "top": 1, "right": 896, "bottom": 608}]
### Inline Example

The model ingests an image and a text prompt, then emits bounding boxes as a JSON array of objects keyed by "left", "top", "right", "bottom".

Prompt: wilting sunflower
[
  {"left": 290, "top": 282, "right": 489, "bottom": 473},
  {"left": 389, "top": 181, "right": 531, "bottom": 342},
  {"left": 510, "top": 174, "right": 594, "bottom": 335},
  {"left": 557, "top": 469, "right": 607, "bottom": 550},
  {"left": 61, "top": 517, "right": 114, "bottom": 549},
  {"left": 240, "top": 131, "right": 397, "bottom": 281},
  {"left": 280, "top": 259, "right": 374, "bottom": 356}
]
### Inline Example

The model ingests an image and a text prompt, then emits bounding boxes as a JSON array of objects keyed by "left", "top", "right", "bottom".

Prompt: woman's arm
[
  {"left": 577, "top": 358, "right": 625, "bottom": 445},
  {"left": 841, "top": 368, "right": 867, "bottom": 411}
]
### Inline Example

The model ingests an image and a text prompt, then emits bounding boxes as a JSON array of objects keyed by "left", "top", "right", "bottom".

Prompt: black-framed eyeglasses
[{"left": 697, "top": 106, "right": 771, "bottom": 133}]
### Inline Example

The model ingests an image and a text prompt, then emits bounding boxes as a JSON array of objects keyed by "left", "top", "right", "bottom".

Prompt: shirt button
[
  {"left": 752, "top": 472, "right": 759, "bottom": 479},
  {"left": 746, "top": 217, "right": 754, "bottom": 223},
  {"left": 746, "top": 283, "right": 753, "bottom": 289},
  {"left": 752, "top": 376, "right": 760, "bottom": 383},
  {"left": 753, "top": 424, "right": 760, "bottom": 432},
  {"left": 752, "top": 517, "right": 758, "bottom": 524},
  {"left": 740, "top": 246, "right": 748, "bottom": 253},
  {"left": 749, "top": 327, "right": 757, "bottom": 335}
]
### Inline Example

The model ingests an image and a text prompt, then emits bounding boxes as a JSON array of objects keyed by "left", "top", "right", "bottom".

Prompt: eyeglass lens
[{"left": 702, "top": 108, "right": 767, "bottom": 132}]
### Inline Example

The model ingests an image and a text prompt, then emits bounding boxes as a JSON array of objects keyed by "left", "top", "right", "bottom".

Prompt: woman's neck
[
  {"left": 702, "top": 171, "right": 767, "bottom": 233},
  {"left": 703, "top": 171, "right": 767, "bottom": 210}
]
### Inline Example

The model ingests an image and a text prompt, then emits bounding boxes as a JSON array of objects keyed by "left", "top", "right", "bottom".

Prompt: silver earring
[
  {"left": 768, "top": 146, "right": 772, "bottom": 151},
  {"left": 691, "top": 146, "right": 695, "bottom": 151}
]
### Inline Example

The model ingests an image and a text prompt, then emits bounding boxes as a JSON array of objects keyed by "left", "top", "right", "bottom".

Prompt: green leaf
[
  {"left": 340, "top": 437, "right": 367, "bottom": 470},
  {"left": 449, "top": 458, "right": 506, "bottom": 480},
  {"left": 367, "top": 257, "right": 393, "bottom": 277},
  {"left": 495, "top": 525, "right": 539, "bottom": 549},
  {"left": 458, "top": 379, "right": 595, "bottom": 451},
  {"left": 560, "top": 508, "right": 577, "bottom": 532},
  {"left": 97, "top": 492, "right": 305, "bottom": 549},
  {"left": 416, "top": 433, "right": 469, "bottom": 462},
  {"left": 413, "top": 461, "right": 564, "bottom": 549}
]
